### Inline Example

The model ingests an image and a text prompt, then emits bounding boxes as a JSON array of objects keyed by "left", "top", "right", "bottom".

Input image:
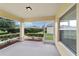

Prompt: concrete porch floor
[{"left": 0, "top": 41, "right": 60, "bottom": 56}]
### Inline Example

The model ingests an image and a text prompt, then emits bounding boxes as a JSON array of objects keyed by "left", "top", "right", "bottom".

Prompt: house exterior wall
[
  {"left": 55, "top": 3, "right": 77, "bottom": 56},
  {"left": 77, "top": 3, "right": 79, "bottom": 56},
  {"left": 0, "top": 9, "right": 22, "bottom": 21}
]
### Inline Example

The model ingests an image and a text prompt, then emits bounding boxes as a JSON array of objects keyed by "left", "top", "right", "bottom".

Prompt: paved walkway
[{"left": 0, "top": 41, "right": 60, "bottom": 56}]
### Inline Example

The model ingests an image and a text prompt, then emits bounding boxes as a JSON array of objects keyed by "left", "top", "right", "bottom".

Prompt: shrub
[
  {"left": 0, "top": 33, "right": 8, "bottom": 35},
  {"left": 24, "top": 28, "right": 43, "bottom": 33},
  {"left": 0, "top": 33, "right": 19, "bottom": 41},
  {"left": 25, "top": 33, "right": 44, "bottom": 37},
  {"left": 7, "top": 28, "right": 20, "bottom": 33}
]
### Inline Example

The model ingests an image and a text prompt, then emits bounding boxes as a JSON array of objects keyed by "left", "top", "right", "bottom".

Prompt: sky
[
  {"left": 24, "top": 22, "right": 49, "bottom": 28},
  {"left": 15, "top": 21, "right": 49, "bottom": 28}
]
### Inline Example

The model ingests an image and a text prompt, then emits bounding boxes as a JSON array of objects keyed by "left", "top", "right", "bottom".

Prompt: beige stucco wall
[
  {"left": 77, "top": 4, "right": 79, "bottom": 56},
  {"left": 55, "top": 3, "right": 76, "bottom": 56},
  {"left": 0, "top": 9, "right": 22, "bottom": 22},
  {"left": 23, "top": 16, "right": 55, "bottom": 22},
  {"left": 0, "top": 9, "right": 55, "bottom": 22}
]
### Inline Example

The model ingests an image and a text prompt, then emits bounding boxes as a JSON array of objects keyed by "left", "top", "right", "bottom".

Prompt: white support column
[
  {"left": 43, "top": 26, "right": 46, "bottom": 42},
  {"left": 20, "top": 22, "right": 24, "bottom": 41},
  {"left": 55, "top": 18, "right": 59, "bottom": 44}
]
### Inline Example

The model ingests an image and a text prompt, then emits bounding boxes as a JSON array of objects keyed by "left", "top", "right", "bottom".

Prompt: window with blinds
[{"left": 59, "top": 5, "right": 76, "bottom": 54}]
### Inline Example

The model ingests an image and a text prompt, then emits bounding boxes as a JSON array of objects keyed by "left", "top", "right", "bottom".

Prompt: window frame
[{"left": 59, "top": 4, "right": 77, "bottom": 54}]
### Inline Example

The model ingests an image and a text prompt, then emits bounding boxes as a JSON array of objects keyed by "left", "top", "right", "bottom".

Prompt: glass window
[{"left": 59, "top": 5, "right": 76, "bottom": 54}]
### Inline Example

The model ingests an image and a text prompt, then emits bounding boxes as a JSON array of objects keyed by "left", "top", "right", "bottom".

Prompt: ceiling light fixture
[
  {"left": 25, "top": 4, "right": 32, "bottom": 18},
  {"left": 26, "top": 6, "right": 32, "bottom": 10}
]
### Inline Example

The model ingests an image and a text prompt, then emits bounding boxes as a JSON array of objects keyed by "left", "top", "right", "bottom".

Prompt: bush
[
  {"left": 0, "top": 33, "right": 19, "bottom": 41},
  {"left": 24, "top": 28, "right": 43, "bottom": 33},
  {"left": 7, "top": 28, "right": 20, "bottom": 33},
  {"left": 25, "top": 33, "right": 44, "bottom": 37},
  {"left": 0, "top": 32, "right": 8, "bottom": 35}
]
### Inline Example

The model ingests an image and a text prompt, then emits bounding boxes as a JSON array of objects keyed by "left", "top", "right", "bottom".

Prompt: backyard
[
  {"left": 0, "top": 17, "right": 54, "bottom": 49},
  {"left": 46, "top": 34, "right": 54, "bottom": 40}
]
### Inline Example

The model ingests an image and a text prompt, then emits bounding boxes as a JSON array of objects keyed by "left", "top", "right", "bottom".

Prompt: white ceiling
[{"left": 0, "top": 3, "right": 62, "bottom": 18}]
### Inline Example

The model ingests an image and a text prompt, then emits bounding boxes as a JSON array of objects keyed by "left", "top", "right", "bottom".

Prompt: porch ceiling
[{"left": 0, "top": 3, "right": 62, "bottom": 22}]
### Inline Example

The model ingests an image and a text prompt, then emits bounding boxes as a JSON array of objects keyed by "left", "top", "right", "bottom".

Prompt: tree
[{"left": 0, "top": 17, "right": 15, "bottom": 32}]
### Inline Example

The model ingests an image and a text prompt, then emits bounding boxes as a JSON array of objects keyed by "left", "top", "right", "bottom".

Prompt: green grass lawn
[{"left": 46, "top": 34, "right": 54, "bottom": 40}]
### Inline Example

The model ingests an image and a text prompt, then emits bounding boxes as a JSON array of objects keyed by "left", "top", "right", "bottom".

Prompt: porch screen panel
[{"left": 59, "top": 5, "right": 76, "bottom": 54}]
